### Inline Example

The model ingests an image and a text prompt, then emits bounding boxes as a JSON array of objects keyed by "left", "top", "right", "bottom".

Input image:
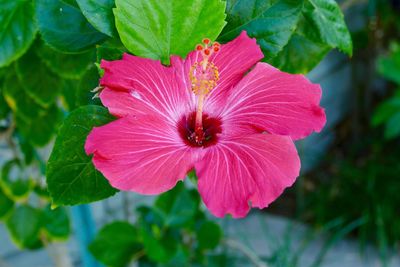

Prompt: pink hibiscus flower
[{"left": 85, "top": 32, "right": 326, "bottom": 218}]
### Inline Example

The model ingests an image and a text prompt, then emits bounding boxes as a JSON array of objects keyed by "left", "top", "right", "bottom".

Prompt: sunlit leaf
[{"left": 114, "top": 0, "right": 226, "bottom": 64}]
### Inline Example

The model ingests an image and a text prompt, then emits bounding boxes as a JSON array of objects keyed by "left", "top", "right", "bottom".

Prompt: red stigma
[
  {"left": 196, "top": 44, "right": 203, "bottom": 51},
  {"left": 203, "top": 38, "right": 210, "bottom": 45},
  {"left": 203, "top": 48, "right": 211, "bottom": 56},
  {"left": 213, "top": 46, "right": 220, "bottom": 53},
  {"left": 213, "top": 42, "right": 220, "bottom": 47}
]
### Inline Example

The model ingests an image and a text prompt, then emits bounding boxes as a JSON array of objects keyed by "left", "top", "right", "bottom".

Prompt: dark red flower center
[{"left": 178, "top": 112, "right": 222, "bottom": 147}]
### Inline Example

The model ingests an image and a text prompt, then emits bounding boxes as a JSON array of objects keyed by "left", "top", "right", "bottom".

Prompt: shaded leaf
[
  {"left": 0, "top": 0, "right": 37, "bottom": 67},
  {"left": 385, "top": 112, "right": 400, "bottom": 139},
  {"left": 6, "top": 205, "right": 43, "bottom": 249},
  {"left": 36, "top": 42, "right": 96, "bottom": 79},
  {"left": 35, "top": 0, "right": 107, "bottom": 53},
  {"left": 0, "top": 186, "right": 14, "bottom": 220},
  {"left": 89, "top": 221, "right": 141, "bottom": 267},
  {"left": 221, "top": 0, "right": 303, "bottom": 59},
  {"left": 15, "top": 48, "right": 61, "bottom": 107},
  {"left": 197, "top": 221, "right": 222, "bottom": 250},
  {"left": 46, "top": 105, "right": 118, "bottom": 206},
  {"left": 77, "top": 0, "right": 117, "bottom": 37},
  {"left": 155, "top": 183, "right": 197, "bottom": 227},
  {"left": 42, "top": 205, "right": 70, "bottom": 240},
  {"left": 377, "top": 43, "right": 400, "bottom": 85}
]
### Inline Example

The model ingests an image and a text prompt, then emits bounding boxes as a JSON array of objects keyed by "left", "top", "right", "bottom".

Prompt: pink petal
[
  {"left": 100, "top": 54, "right": 191, "bottom": 121},
  {"left": 99, "top": 88, "right": 155, "bottom": 118},
  {"left": 85, "top": 113, "right": 201, "bottom": 194},
  {"left": 195, "top": 134, "right": 300, "bottom": 218},
  {"left": 221, "top": 63, "right": 326, "bottom": 140},
  {"left": 171, "top": 31, "right": 264, "bottom": 113}
]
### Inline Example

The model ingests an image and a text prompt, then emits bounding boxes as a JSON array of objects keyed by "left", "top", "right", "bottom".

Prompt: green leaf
[
  {"left": 114, "top": 0, "right": 227, "bottom": 64},
  {"left": 46, "top": 105, "right": 118, "bottom": 206},
  {"left": 269, "top": 14, "right": 330, "bottom": 74},
  {"left": 0, "top": 0, "right": 37, "bottom": 67},
  {"left": 155, "top": 183, "right": 197, "bottom": 227},
  {"left": 77, "top": 0, "right": 117, "bottom": 37},
  {"left": 221, "top": 0, "right": 303, "bottom": 59},
  {"left": 372, "top": 96, "right": 400, "bottom": 126},
  {"left": 0, "top": 186, "right": 14, "bottom": 220},
  {"left": 36, "top": 42, "right": 96, "bottom": 79},
  {"left": 96, "top": 39, "right": 126, "bottom": 62},
  {"left": 0, "top": 86, "right": 10, "bottom": 119},
  {"left": 15, "top": 47, "right": 62, "bottom": 107},
  {"left": 377, "top": 43, "right": 400, "bottom": 85},
  {"left": 385, "top": 112, "right": 400, "bottom": 139},
  {"left": 76, "top": 66, "right": 102, "bottom": 107},
  {"left": 4, "top": 71, "right": 62, "bottom": 146},
  {"left": 89, "top": 221, "right": 141, "bottom": 267},
  {"left": 16, "top": 105, "right": 61, "bottom": 147},
  {"left": 35, "top": 0, "right": 108, "bottom": 53},
  {"left": 6, "top": 205, "right": 43, "bottom": 249},
  {"left": 1, "top": 160, "right": 33, "bottom": 201},
  {"left": 42, "top": 205, "right": 70, "bottom": 240},
  {"left": 140, "top": 224, "right": 177, "bottom": 263},
  {"left": 3, "top": 72, "right": 52, "bottom": 121},
  {"left": 306, "top": 0, "right": 353, "bottom": 55},
  {"left": 197, "top": 221, "right": 222, "bottom": 250}
]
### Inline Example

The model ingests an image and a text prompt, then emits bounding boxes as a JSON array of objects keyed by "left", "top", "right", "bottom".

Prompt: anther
[{"left": 202, "top": 38, "right": 210, "bottom": 45}]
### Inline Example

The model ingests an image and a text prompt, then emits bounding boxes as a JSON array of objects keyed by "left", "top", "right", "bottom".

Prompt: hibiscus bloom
[{"left": 85, "top": 32, "right": 326, "bottom": 218}]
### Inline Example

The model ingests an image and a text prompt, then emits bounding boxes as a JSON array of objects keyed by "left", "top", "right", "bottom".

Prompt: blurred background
[{"left": 1, "top": 0, "right": 400, "bottom": 266}]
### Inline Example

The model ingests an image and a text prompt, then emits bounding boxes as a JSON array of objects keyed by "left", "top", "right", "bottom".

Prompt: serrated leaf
[
  {"left": 6, "top": 205, "right": 43, "bottom": 249},
  {"left": 36, "top": 42, "right": 96, "bottom": 79},
  {"left": 46, "top": 105, "right": 118, "bottom": 206},
  {"left": 306, "top": 0, "right": 353, "bottom": 55},
  {"left": 89, "top": 221, "right": 140, "bottom": 267},
  {"left": 0, "top": 186, "right": 14, "bottom": 220},
  {"left": 269, "top": 14, "right": 331, "bottom": 74},
  {"left": 42, "top": 205, "right": 70, "bottom": 240},
  {"left": 77, "top": 0, "right": 117, "bottom": 37},
  {"left": 35, "top": 0, "right": 108, "bottom": 53},
  {"left": 221, "top": 0, "right": 303, "bottom": 59},
  {"left": 114, "top": 0, "right": 227, "bottom": 64},
  {"left": 0, "top": 0, "right": 37, "bottom": 67},
  {"left": 15, "top": 47, "right": 62, "bottom": 107}
]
